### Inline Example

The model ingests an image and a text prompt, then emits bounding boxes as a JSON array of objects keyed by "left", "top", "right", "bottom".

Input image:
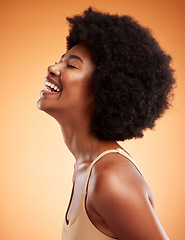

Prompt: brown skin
[{"left": 37, "top": 43, "right": 169, "bottom": 239}]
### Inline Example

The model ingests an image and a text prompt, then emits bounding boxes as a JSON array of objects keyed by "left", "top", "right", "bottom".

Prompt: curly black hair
[{"left": 66, "top": 7, "right": 175, "bottom": 141}]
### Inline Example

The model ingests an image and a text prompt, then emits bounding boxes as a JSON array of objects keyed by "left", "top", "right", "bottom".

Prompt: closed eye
[{"left": 67, "top": 64, "right": 77, "bottom": 69}]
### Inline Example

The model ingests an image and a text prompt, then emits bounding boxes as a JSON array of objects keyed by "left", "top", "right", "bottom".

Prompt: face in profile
[{"left": 37, "top": 43, "right": 96, "bottom": 121}]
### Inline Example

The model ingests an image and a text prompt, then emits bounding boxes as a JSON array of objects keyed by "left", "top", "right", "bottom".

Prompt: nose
[{"left": 47, "top": 63, "right": 61, "bottom": 76}]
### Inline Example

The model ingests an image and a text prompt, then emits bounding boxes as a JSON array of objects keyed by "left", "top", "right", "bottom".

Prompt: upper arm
[{"left": 90, "top": 170, "right": 169, "bottom": 240}]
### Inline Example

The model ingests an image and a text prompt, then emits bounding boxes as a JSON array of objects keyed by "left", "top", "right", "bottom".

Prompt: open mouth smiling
[
  {"left": 44, "top": 81, "right": 61, "bottom": 92},
  {"left": 43, "top": 76, "right": 63, "bottom": 93}
]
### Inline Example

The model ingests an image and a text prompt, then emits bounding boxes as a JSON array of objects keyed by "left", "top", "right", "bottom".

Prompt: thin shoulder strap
[{"left": 84, "top": 148, "right": 144, "bottom": 193}]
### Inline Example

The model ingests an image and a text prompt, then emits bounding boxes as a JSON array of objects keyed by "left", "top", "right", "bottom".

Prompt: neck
[{"left": 58, "top": 117, "right": 119, "bottom": 164}]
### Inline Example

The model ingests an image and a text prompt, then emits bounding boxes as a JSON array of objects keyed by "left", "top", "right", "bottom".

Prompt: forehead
[{"left": 64, "top": 43, "right": 94, "bottom": 63}]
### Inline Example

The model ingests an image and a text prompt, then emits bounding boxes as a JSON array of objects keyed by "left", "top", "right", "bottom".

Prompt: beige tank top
[{"left": 62, "top": 148, "right": 143, "bottom": 240}]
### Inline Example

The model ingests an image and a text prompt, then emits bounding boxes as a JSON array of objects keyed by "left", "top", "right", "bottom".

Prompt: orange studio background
[{"left": 0, "top": 0, "right": 184, "bottom": 239}]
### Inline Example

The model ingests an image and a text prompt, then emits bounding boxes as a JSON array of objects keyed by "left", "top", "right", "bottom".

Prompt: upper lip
[{"left": 45, "top": 75, "right": 62, "bottom": 91}]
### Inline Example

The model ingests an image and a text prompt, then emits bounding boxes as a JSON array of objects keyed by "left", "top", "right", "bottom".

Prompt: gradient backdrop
[{"left": 0, "top": 0, "right": 184, "bottom": 239}]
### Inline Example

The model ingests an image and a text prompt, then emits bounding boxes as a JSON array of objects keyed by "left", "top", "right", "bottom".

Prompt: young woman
[{"left": 37, "top": 7, "right": 175, "bottom": 240}]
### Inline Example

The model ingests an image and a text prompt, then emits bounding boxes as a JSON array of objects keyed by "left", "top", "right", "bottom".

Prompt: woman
[{"left": 37, "top": 7, "right": 175, "bottom": 240}]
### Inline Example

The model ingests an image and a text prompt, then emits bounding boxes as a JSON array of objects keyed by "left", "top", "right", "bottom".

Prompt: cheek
[
  {"left": 62, "top": 72, "right": 83, "bottom": 87},
  {"left": 62, "top": 72, "right": 93, "bottom": 96},
  {"left": 58, "top": 71, "right": 94, "bottom": 112}
]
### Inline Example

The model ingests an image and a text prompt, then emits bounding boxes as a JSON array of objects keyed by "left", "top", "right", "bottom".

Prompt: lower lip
[{"left": 40, "top": 89, "right": 61, "bottom": 96}]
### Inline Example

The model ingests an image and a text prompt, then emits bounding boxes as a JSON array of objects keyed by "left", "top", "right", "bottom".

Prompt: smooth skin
[{"left": 37, "top": 43, "right": 169, "bottom": 240}]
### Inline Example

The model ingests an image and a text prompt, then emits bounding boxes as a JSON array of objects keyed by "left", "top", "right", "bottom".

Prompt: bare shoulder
[
  {"left": 89, "top": 152, "right": 154, "bottom": 205},
  {"left": 87, "top": 153, "right": 169, "bottom": 240}
]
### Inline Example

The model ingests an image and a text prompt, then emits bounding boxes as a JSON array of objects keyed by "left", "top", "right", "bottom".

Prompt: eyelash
[
  {"left": 54, "top": 62, "right": 77, "bottom": 69},
  {"left": 67, "top": 64, "right": 77, "bottom": 69}
]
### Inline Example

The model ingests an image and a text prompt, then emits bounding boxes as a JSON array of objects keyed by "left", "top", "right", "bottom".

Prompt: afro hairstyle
[{"left": 66, "top": 7, "right": 175, "bottom": 141}]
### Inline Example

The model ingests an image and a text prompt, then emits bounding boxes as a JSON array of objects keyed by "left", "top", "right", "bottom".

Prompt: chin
[
  {"left": 37, "top": 98, "right": 48, "bottom": 111},
  {"left": 37, "top": 98, "right": 55, "bottom": 114},
  {"left": 37, "top": 98, "right": 63, "bottom": 123}
]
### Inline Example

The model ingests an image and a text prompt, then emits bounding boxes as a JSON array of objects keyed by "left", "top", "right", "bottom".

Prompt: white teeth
[
  {"left": 44, "top": 87, "right": 52, "bottom": 92},
  {"left": 43, "top": 81, "right": 61, "bottom": 92}
]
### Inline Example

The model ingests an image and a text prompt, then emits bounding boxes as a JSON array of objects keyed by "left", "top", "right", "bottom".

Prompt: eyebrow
[{"left": 61, "top": 54, "right": 83, "bottom": 63}]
